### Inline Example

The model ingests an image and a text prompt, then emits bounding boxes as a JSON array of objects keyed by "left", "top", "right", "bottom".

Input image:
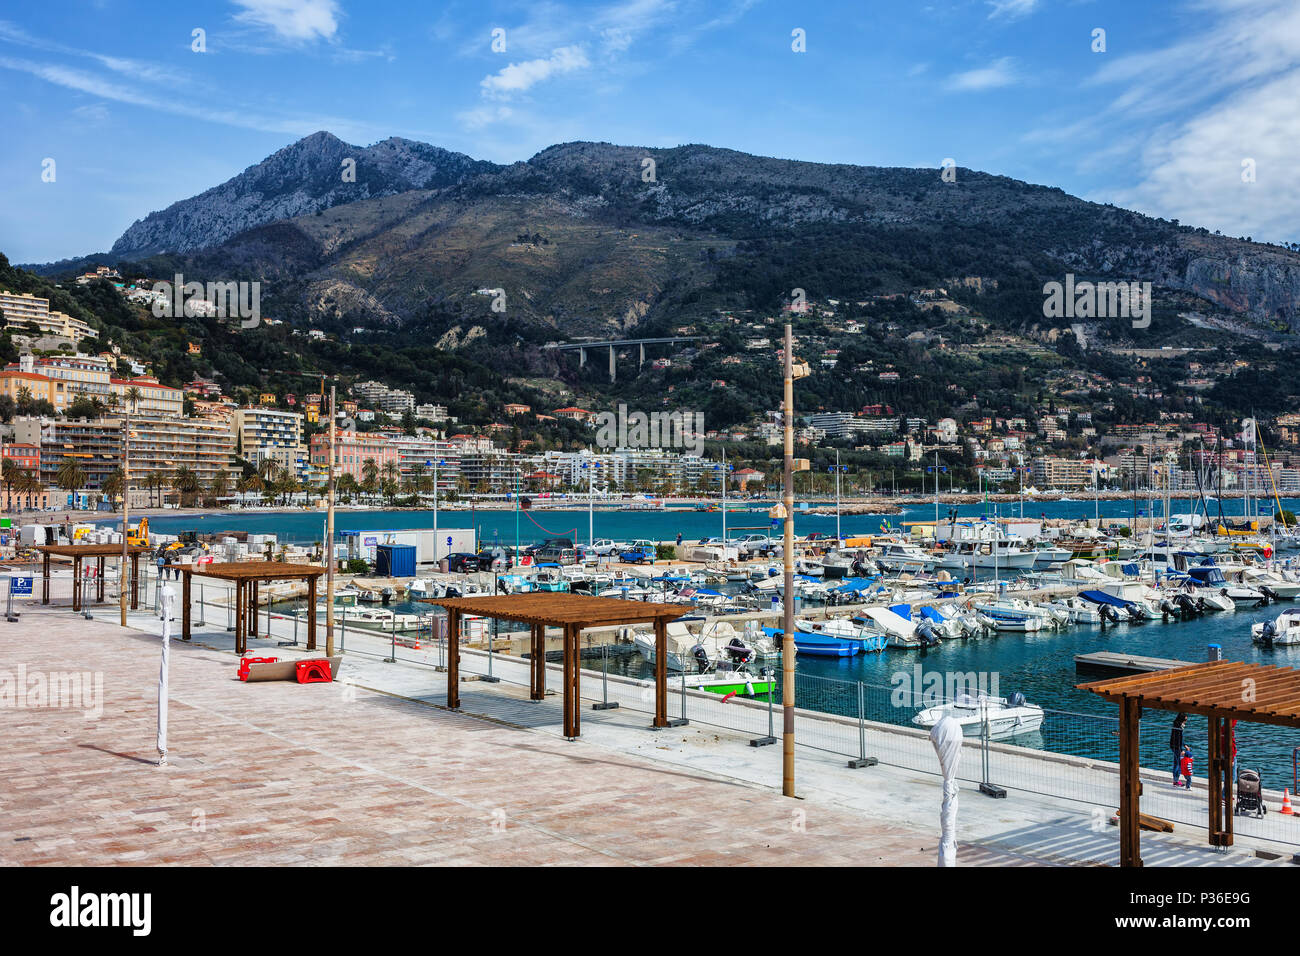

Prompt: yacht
[
  {"left": 1253, "top": 609, "right": 1300, "bottom": 646},
  {"left": 875, "top": 542, "right": 936, "bottom": 573}
]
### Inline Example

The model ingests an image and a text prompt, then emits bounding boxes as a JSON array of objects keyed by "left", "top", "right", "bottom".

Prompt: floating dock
[{"left": 1074, "top": 651, "right": 1194, "bottom": 677}]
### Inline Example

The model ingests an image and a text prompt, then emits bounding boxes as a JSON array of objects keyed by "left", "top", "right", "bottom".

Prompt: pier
[{"left": 1075, "top": 651, "right": 1196, "bottom": 677}]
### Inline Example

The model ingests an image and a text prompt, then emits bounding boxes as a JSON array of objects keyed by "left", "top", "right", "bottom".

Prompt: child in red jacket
[{"left": 1178, "top": 746, "right": 1194, "bottom": 789}]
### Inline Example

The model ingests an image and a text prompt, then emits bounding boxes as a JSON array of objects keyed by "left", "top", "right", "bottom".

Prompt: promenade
[{"left": 0, "top": 575, "right": 1289, "bottom": 867}]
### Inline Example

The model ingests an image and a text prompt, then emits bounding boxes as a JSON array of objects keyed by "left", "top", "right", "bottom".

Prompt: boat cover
[
  {"left": 1079, "top": 589, "right": 1134, "bottom": 608},
  {"left": 919, "top": 606, "right": 946, "bottom": 623},
  {"left": 929, "top": 716, "right": 962, "bottom": 867}
]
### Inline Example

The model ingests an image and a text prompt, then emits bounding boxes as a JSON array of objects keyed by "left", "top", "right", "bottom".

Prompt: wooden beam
[
  {"left": 653, "top": 616, "right": 667, "bottom": 728},
  {"left": 306, "top": 574, "right": 317, "bottom": 650},
  {"left": 42, "top": 551, "right": 49, "bottom": 605},
  {"left": 447, "top": 609, "right": 460, "bottom": 710},
  {"left": 530, "top": 624, "right": 544, "bottom": 700},
  {"left": 1119, "top": 697, "right": 1142, "bottom": 867},
  {"left": 130, "top": 552, "right": 139, "bottom": 610},
  {"left": 182, "top": 571, "right": 193, "bottom": 643},
  {"left": 72, "top": 556, "right": 81, "bottom": 612}
]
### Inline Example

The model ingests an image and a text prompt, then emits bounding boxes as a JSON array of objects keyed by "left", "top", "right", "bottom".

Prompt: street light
[
  {"left": 427, "top": 458, "right": 446, "bottom": 562},
  {"left": 828, "top": 448, "right": 848, "bottom": 544},
  {"left": 714, "top": 453, "right": 734, "bottom": 549}
]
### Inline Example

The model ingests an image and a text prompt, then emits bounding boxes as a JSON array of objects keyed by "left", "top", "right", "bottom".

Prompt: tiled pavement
[{"left": 1, "top": 608, "right": 1036, "bottom": 866}]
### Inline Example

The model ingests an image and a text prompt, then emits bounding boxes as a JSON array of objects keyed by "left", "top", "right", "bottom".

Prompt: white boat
[
  {"left": 1240, "top": 568, "right": 1300, "bottom": 600},
  {"left": 1052, "top": 596, "right": 1102, "bottom": 624},
  {"left": 912, "top": 692, "right": 1044, "bottom": 739},
  {"left": 968, "top": 600, "right": 1044, "bottom": 632},
  {"left": 1253, "top": 608, "right": 1300, "bottom": 646},
  {"left": 875, "top": 543, "right": 936, "bottom": 573}
]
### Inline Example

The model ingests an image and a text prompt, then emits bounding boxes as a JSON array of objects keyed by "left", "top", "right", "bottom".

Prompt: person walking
[
  {"left": 1179, "top": 746, "right": 1195, "bottom": 790},
  {"left": 1170, "top": 713, "right": 1187, "bottom": 787},
  {"left": 675, "top": 531, "right": 683, "bottom": 547}
]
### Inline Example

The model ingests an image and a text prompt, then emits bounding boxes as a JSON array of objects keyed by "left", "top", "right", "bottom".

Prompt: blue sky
[{"left": 2, "top": 0, "right": 1299, "bottom": 263}]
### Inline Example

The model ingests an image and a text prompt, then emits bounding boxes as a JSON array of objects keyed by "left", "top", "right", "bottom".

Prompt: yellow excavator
[{"left": 125, "top": 517, "right": 150, "bottom": 547}]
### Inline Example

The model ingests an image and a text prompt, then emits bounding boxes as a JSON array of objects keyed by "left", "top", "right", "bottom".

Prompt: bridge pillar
[{"left": 609, "top": 345, "right": 616, "bottom": 383}]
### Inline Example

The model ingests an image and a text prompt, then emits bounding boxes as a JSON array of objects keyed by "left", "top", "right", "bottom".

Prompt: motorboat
[
  {"left": 794, "top": 617, "right": 890, "bottom": 655},
  {"left": 875, "top": 542, "right": 936, "bottom": 573},
  {"left": 912, "top": 691, "right": 1044, "bottom": 739},
  {"left": 967, "top": 599, "right": 1044, "bottom": 632},
  {"left": 1051, "top": 596, "right": 1102, "bottom": 624},
  {"left": 1184, "top": 565, "right": 1266, "bottom": 608},
  {"left": 1253, "top": 608, "right": 1300, "bottom": 646},
  {"left": 1241, "top": 568, "right": 1300, "bottom": 600}
]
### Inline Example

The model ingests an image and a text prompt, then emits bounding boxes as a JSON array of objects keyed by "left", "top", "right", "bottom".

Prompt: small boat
[
  {"left": 1253, "top": 608, "right": 1300, "bottom": 646},
  {"left": 912, "top": 692, "right": 1044, "bottom": 739},
  {"left": 794, "top": 617, "right": 890, "bottom": 654}
]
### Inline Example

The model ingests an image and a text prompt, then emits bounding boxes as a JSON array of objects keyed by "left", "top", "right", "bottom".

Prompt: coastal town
[{"left": 0, "top": 272, "right": 1293, "bottom": 515}]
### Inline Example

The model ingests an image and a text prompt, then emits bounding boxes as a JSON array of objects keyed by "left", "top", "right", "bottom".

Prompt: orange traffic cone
[{"left": 1281, "top": 789, "right": 1294, "bottom": 815}]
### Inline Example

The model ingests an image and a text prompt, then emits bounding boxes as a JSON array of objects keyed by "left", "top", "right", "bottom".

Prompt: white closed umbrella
[
  {"left": 929, "top": 714, "right": 963, "bottom": 866},
  {"left": 157, "top": 585, "right": 175, "bottom": 767}
]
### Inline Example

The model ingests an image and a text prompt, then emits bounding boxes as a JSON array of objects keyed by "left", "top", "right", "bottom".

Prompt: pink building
[{"left": 310, "top": 430, "right": 399, "bottom": 480}]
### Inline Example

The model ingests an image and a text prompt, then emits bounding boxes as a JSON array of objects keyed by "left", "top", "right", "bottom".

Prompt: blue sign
[
  {"left": 446, "top": 536, "right": 453, "bottom": 547},
  {"left": 10, "top": 577, "right": 32, "bottom": 596}
]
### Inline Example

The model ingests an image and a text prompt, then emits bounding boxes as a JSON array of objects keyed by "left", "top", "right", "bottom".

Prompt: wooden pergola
[
  {"left": 1080, "top": 660, "right": 1300, "bottom": 867},
  {"left": 422, "top": 593, "right": 695, "bottom": 739},
  {"left": 33, "top": 543, "right": 153, "bottom": 611},
  {"left": 179, "top": 561, "right": 326, "bottom": 654}
]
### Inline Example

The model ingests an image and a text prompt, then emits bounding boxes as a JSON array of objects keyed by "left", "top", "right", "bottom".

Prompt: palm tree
[
  {"left": 56, "top": 457, "right": 87, "bottom": 508},
  {"left": 17, "top": 468, "right": 42, "bottom": 510},
  {"left": 171, "top": 466, "right": 200, "bottom": 506},
  {"left": 206, "top": 472, "right": 231, "bottom": 507},
  {"left": 236, "top": 473, "right": 264, "bottom": 499},
  {"left": 361, "top": 458, "right": 379, "bottom": 499},
  {"left": 337, "top": 472, "right": 358, "bottom": 504},
  {"left": 1, "top": 458, "right": 19, "bottom": 512},
  {"left": 102, "top": 466, "right": 126, "bottom": 504},
  {"left": 408, "top": 462, "right": 427, "bottom": 503}
]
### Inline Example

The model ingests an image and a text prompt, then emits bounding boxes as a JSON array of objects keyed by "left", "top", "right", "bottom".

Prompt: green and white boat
[{"left": 665, "top": 669, "right": 776, "bottom": 697}]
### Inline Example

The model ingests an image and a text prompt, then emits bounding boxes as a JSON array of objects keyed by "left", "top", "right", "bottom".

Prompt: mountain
[
  {"left": 109, "top": 132, "right": 499, "bottom": 259},
  {"left": 43, "top": 133, "right": 1300, "bottom": 340}
]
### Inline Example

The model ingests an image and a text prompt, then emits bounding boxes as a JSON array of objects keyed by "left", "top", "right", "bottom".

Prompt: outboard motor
[
  {"left": 851, "top": 559, "right": 866, "bottom": 576},
  {"left": 1100, "top": 603, "right": 1122, "bottom": 625},
  {"left": 915, "top": 621, "right": 941, "bottom": 647},
  {"left": 1175, "top": 594, "right": 1199, "bottom": 617},
  {"left": 497, "top": 579, "right": 510, "bottom": 594},
  {"left": 691, "top": 643, "right": 712, "bottom": 673},
  {"left": 1125, "top": 605, "right": 1145, "bottom": 623},
  {"left": 445, "top": 586, "right": 461, "bottom": 599},
  {"left": 1158, "top": 598, "right": 1178, "bottom": 620},
  {"left": 725, "top": 637, "right": 755, "bottom": 665},
  {"left": 1007, "top": 691, "right": 1026, "bottom": 708},
  {"left": 1261, "top": 586, "right": 1279, "bottom": 605},
  {"left": 1260, "top": 620, "right": 1276, "bottom": 648}
]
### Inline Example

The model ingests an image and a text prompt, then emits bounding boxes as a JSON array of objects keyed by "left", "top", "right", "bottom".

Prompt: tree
[
  {"left": 102, "top": 466, "right": 126, "bottom": 504},
  {"left": 0, "top": 458, "right": 19, "bottom": 512},
  {"left": 361, "top": 458, "right": 379, "bottom": 498},
  {"left": 171, "top": 466, "right": 200, "bottom": 506},
  {"left": 56, "top": 457, "right": 87, "bottom": 507}
]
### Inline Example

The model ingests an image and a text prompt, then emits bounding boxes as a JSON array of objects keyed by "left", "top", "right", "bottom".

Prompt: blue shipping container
[{"left": 375, "top": 544, "right": 416, "bottom": 578}]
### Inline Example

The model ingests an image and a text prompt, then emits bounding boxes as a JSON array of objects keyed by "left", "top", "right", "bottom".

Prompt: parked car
[
  {"left": 476, "top": 547, "right": 512, "bottom": 570},
  {"left": 534, "top": 545, "right": 579, "bottom": 565},
  {"left": 619, "top": 541, "right": 657, "bottom": 563},
  {"left": 445, "top": 552, "right": 482, "bottom": 573},
  {"left": 737, "top": 533, "right": 776, "bottom": 556},
  {"left": 587, "top": 538, "right": 622, "bottom": 556}
]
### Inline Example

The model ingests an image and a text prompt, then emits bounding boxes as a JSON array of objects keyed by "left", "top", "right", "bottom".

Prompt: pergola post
[
  {"left": 233, "top": 580, "right": 244, "bottom": 654},
  {"left": 42, "top": 551, "right": 49, "bottom": 604},
  {"left": 446, "top": 609, "right": 460, "bottom": 710},
  {"left": 182, "top": 571, "right": 192, "bottom": 642},
  {"left": 72, "top": 556, "right": 81, "bottom": 612},
  {"left": 248, "top": 579, "right": 258, "bottom": 641},
  {"left": 306, "top": 575, "right": 317, "bottom": 650},
  {"left": 96, "top": 556, "right": 105, "bottom": 602},
  {"left": 653, "top": 616, "right": 668, "bottom": 728},
  {"left": 1118, "top": 697, "right": 1142, "bottom": 867},
  {"left": 1208, "top": 716, "right": 1234, "bottom": 847},
  {"left": 530, "top": 623, "right": 545, "bottom": 700},
  {"left": 130, "top": 552, "right": 140, "bottom": 610},
  {"left": 562, "top": 623, "right": 579, "bottom": 739},
  {"left": 181, "top": 570, "right": 191, "bottom": 641}
]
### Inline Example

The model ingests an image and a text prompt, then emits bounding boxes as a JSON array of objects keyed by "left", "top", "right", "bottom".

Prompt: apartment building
[
  {"left": 1032, "top": 456, "right": 1103, "bottom": 489},
  {"left": 232, "top": 407, "right": 308, "bottom": 481},
  {"left": 309, "top": 430, "right": 399, "bottom": 481},
  {"left": 0, "top": 291, "right": 96, "bottom": 342},
  {"left": 352, "top": 380, "right": 415, "bottom": 415}
]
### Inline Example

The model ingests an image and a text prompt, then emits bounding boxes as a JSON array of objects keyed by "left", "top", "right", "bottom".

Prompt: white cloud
[
  {"left": 1078, "top": 0, "right": 1300, "bottom": 241},
  {"left": 947, "top": 57, "right": 1018, "bottom": 91},
  {"left": 986, "top": 0, "right": 1039, "bottom": 19},
  {"left": 230, "top": 0, "right": 341, "bottom": 43},
  {"left": 480, "top": 45, "right": 590, "bottom": 97},
  {"left": 457, "top": 105, "right": 515, "bottom": 130}
]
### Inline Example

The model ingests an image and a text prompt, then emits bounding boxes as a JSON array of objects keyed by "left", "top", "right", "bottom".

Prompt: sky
[{"left": 2, "top": 0, "right": 1299, "bottom": 263}]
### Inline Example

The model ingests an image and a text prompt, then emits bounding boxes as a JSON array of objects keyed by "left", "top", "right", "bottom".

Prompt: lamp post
[
  {"left": 326, "top": 386, "right": 337, "bottom": 656},
  {"left": 926, "top": 452, "right": 947, "bottom": 544},
  {"left": 428, "top": 458, "right": 445, "bottom": 563},
  {"left": 715, "top": 452, "right": 733, "bottom": 548},
  {"left": 829, "top": 449, "right": 847, "bottom": 545},
  {"left": 782, "top": 323, "right": 797, "bottom": 798}
]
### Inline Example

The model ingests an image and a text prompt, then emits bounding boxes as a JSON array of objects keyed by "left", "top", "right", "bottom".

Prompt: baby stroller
[{"left": 1234, "top": 769, "right": 1266, "bottom": 817}]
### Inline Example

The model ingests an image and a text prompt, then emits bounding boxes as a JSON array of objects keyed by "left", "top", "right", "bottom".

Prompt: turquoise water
[{"left": 107, "top": 495, "right": 1299, "bottom": 547}]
